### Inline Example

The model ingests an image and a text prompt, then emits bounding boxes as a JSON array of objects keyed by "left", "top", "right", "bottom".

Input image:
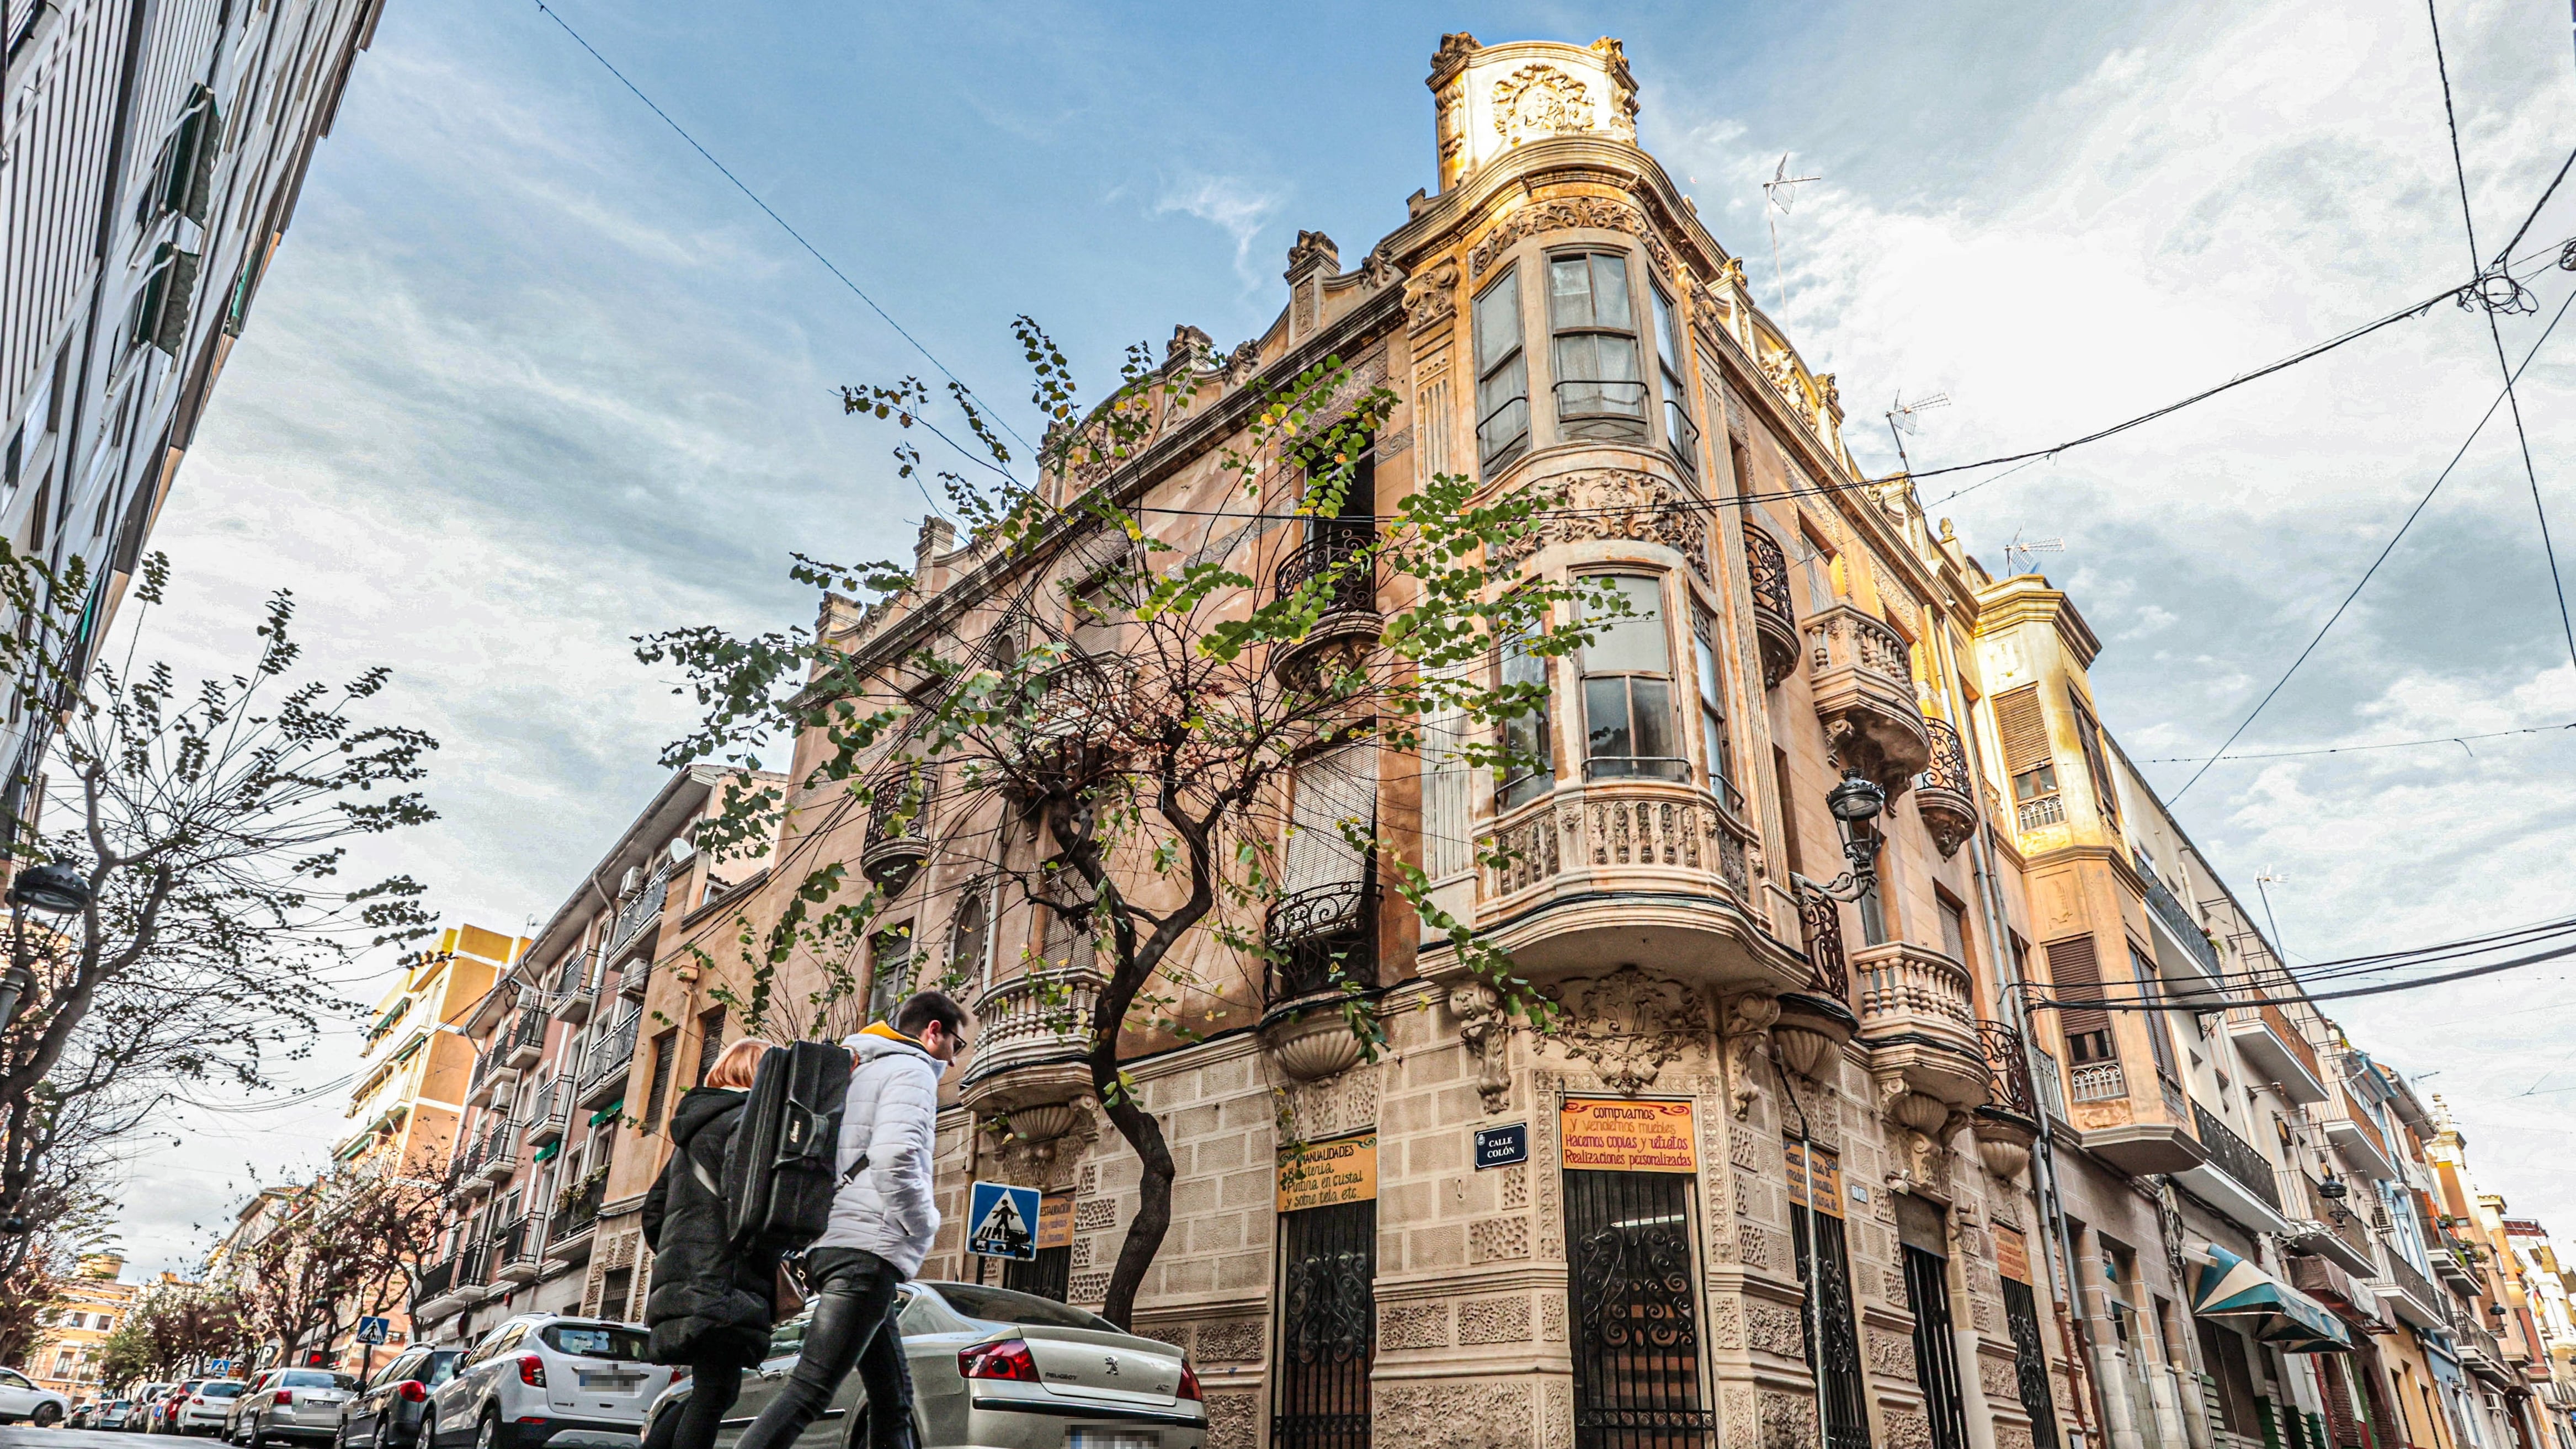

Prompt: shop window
[
  {"left": 1578, "top": 575, "right": 1683, "bottom": 782},
  {"left": 1567, "top": 1166, "right": 1714, "bottom": 1447},
  {"left": 1549, "top": 252, "right": 1647, "bottom": 443},
  {"left": 1475, "top": 267, "right": 1530, "bottom": 472}
]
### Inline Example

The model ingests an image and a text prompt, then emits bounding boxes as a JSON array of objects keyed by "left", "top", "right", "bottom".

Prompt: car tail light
[
  {"left": 518, "top": 1355, "right": 546, "bottom": 1388},
  {"left": 274, "top": 1391, "right": 291, "bottom": 1406},
  {"left": 957, "top": 1339, "right": 1039, "bottom": 1383},
  {"left": 1177, "top": 1364, "right": 1202, "bottom": 1402},
  {"left": 397, "top": 1383, "right": 426, "bottom": 1404}
]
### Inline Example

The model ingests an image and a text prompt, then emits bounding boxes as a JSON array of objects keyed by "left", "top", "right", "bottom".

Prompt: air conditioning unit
[{"left": 618, "top": 866, "right": 641, "bottom": 897}]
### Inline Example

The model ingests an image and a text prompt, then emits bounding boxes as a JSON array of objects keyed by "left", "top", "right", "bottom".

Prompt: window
[
  {"left": 1068, "top": 576, "right": 1119, "bottom": 656},
  {"left": 2069, "top": 688, "right": 2119, "bottom": 822},
  {"left": 640, "top": 1028, "right": 678, "bottom": 1131},
  {"left": 1938, "top": 893, "right": 1970, "bottom": 963},
  {"left": 866, "top": 925, "right": 915, "bottom": 1021},
  {"left": 692, "top": 1007, "right": 726, "bottom": 1087},
  {"left": 2130, "top": 946, "right": 2180, "bottom": 1085},
  {"left": 1473, "top": 268, "right": 1529, "bottom": 472},
  {"left": 1773, "top": 747, "right": 1803, "bottom": 876},
  {"left": 1797, "top": 527, "right": 1840, "bottom": 614},
  {"left": 1548, "top": 252, "right": 1646, "bottom": 443},
  {"left": 1692, "top": 610, "right": 1736, "bottom": 809},
  {"left": 948, "top": 888, "right": 990, "bottom": 988},
  {"left": 1578, "top": 575, "right": 1682, "bottom": 781},
  {"left": 1652, "top": 285, "right": 1697, "bottom": 468},
  {"left": 1497, "top": 625, "right": 1554, "bottom": 811},
  {"left": 2048, "top": 935, "right": 2116, "bottom": 1064},
  {"left": 1993, "top": 685, "right": 2061, "bottom": 830}
]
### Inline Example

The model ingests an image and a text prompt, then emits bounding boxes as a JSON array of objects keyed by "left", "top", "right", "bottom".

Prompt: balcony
[
  {"left": 2368, "top": 1251, "right": 2448, "bottom": 1331},
  {"left": 2224, "top": 1001, "right": 2329, "bottom": 1105},
  {"left": 1259, "top": 878, "right": 1381, "bottom": 1081},
  {"left": 1427, "top": 777, "right": 1793, "bottom": 999},
  {"left": 615, "top": 953, "right": 653, "bottom": 1002},
  {"left": 578, "top": 1011, "right": 639, "bottom": 1110},
  {"left": 451, "top": 1242, "right": 491, "bottom": 1296},
  {"left": 1742, "top": 525, "right": 1800, "bottom": 689},
  {"left": 545, "top": 1174, "right": 605, "bottom": 1262},
  {"left": 605, "top": 860, "right": 670, "bottom": 962},
  {"left": 465, "top": 1043, "right": 505, "bottom": 1109},
  {"left": 1800, "top": 604, "right": 1929, "bottom": 796},
  {"left": 2461, "top": 1322, "right": 2516, "bottom": 1388},
  {"left": 1971, "top": 1021, "right": 2043, "bottom": 1179},
  {"left": 492, "top": 1217, "right": 540, "bottom": 1283},
  {"left": 859, "top": 764, "right": 937, "bottom": 897},
  {"left": 501, "top": 1008, "right": 546, "bottom": 1070},
  {"left": 2179, "top": 1101, "right": 2292, "bottom": 1233},
  {"left": 1913, "top": 718, "right": 1978, "bottom": 859},
  {"left": 1269, "top": 526, "right": 1381, "bottom": 689},
  {"left": 2435, "top": 1235, "right": 2484, "bottom": 1295},
  {"left": 548, "top": 951, "right": 596, "bottom": 1024},
  {"left": 2281, "top": 1171, "right": 2379, "bottom": 1277},
  {"left": 524, "top": 1077, "right": 571, "bottom": 1147},
  {"left": 2318, "top": 1087, "right": 2397, "bottom": 1180},
  {"left": 2286, "top": 1253, "right": 2387, "bottom": 1333},
  {"left": 2135, "top": 854, "right": 2224, "bottom": 989},
  {"left": 2065, "top": 1053, "right": 2208, "bottom": 1176},
  {"left": 476, "top": 1122, "right": 519, "bottom": 1183},
  {"left": 960, "top": 967, "right": 1104, "bottom": 1126},
  {"left": 412, "top": 1257, "right": 464, "bottom": 1320},
  {"left": 1849, "top": 941, "right": 1990, "bottom": 1126}
]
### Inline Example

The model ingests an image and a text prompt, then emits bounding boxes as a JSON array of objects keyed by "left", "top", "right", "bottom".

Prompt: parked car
[
  {"left": 228, "top": 1369, "right": 360, "bottom": 1446},
  {"left": 0, "top": 1365, "right": 71, "bottom": 1426},
  {"left": 68, "top": 1399, "right": 100, "bottom": 1429},
  {"left": 174, "top": 1382, "right": 249, "bottom": 1436},
  {"left": 147, "top": 1381, "right": 208, "bottom": 1433},
  {"left": 424, "top": 1317, "right": 670, "bottom": 1449},
  {"left": 95, "top": 1398, "right": 139, "bottom": 1430},
  {"left": 642, "top": 1281, "right": 1206, "bottom": 1449},
  {"left": 127, "top": 1385, "right": 174, "bottom": 1432},
  {"left": 335, "top": 1348, "right": 462, "bottom": 1449}
]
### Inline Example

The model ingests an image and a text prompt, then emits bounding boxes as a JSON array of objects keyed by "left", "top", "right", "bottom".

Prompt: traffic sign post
[
  {"left": 965, "top": 1181, "right": 1041, "bottom": 1262},
  {"left": 355, "top": 1317, "right": 390, "bottom": 1345}
]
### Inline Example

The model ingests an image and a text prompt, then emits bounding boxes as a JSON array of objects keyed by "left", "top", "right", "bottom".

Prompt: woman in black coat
[{"left": 640, "top": 1037, "right": 779, "bottom": 1449}]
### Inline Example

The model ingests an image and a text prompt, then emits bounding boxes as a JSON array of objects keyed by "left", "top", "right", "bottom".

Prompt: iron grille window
[
  {"left": 1579, "top": 575, "right": 1684, "bottom": 782},
  {"left": 1790, "top": 1203, "right": 1873, "bottom": 1449},
  {"left": 1900, "top": 1230, "right": 1971, "bottom": 1449},
  {"left": 1498, "top": 625, "right": 1555, "bottom": 811},
  {"left": 1274, "top": 1198, "right": 1375, "bottom": 1449},
  {"left": 1566, "top": 1169, "right": 1713, "bottom": 1448},
  {"left": 1475, "top": 268, "right": 1530, "bottom": 473},
  {"left": 1550, "top": 252, "right": 1647, "bottom": 443},
  {"left": 1003, "top": 1245, "right": 1071, "bottom": 1303},
  {"left": 2003, "top": 1279, "right": 2062, "bottom": 1449}
]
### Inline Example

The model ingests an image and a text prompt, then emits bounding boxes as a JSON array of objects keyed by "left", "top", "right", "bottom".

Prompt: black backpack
[{"left": 721, "top": 1040, "right": 853, "bottom": 1251}]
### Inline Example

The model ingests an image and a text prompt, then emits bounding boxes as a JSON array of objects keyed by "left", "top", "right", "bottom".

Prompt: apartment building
[
  {"left": 406, "top": 765, "right": 780, "bottom": 1340},
  {"left": 339, "top": 925, "right": 514, "bottom": 1174},
  {"left": 28, "top": 1253, "right": 140, "bottom": 1399},
  {"left": 2, "top": 0, "right": 387, "bottom": 832}
]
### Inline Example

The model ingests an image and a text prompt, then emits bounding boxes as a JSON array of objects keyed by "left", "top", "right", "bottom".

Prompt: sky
[{"left": 98, "top": 0, "right": 2576, "bottom": 1274}]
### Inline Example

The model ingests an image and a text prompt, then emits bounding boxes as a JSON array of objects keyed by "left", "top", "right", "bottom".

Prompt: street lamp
[
  {"left": 1806, "top": 770, "right": 1887, "bottom": 902},
  {"left": 0, "top": 860, "right": 90, "bottom": 1030}
]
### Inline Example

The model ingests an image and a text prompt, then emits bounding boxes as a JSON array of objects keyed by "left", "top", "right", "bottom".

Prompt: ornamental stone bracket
[
  {"left": 1539, "top": 965, "right": 1709, "bottom": 1094},
  {"left": 1486, "top": 468, "right": 1712, "bottom": 584},
  {"left": 1720, "top": 991, "right": 1781, "bottom": 1120},
  {"left": 1446, "top": 980, "right": 1513, "bottom": 1114}
]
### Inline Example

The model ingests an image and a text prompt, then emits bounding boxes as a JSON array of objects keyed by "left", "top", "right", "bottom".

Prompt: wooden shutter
[
  {"left": 2130, "top": 947, "right": 2179, "bottom": 1080},
  {"left": 2069, "top": 688, "right": 2118, "bottom": 818},
  {"left": 642, "top": 1029, "right": 679, "bottom": 1131},
  {"left": 693, "top": 1007, "right": 727, "bottom": 1087},
  {"left": 1993, "top": 686, "right": 2050, "bottom": 776},
  {"left": 2045, "top": 934, "right": 2111, "bottom": 1037}
]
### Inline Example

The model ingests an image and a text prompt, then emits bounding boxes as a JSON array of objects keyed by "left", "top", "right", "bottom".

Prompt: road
[{"left": 0, "top": 1433, "right": 190, "bottom": 1449}]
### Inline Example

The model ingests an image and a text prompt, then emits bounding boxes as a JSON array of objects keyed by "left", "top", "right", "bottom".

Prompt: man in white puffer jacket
[{"left": 732, "top": 990, "right": 967, "bottom": 1449}]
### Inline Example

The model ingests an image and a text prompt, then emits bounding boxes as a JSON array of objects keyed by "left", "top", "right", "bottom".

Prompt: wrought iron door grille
[
  {"left": 2001, "top": 1279, "right": 2062, "bottom": 1449},
  {"left": 1791, "top": 1206, "right": 1874, "bottom": 1449},
  {"left": 1275, "top": 1198, "right": 1375, "bottom": 1449},
  {"left": 1566, "top": 1169, "right": 1715, "bottom": 1447},
  {"left": 1004, "top": 1244, "right": 1071, "bottom": 1303},
  {"left": 1902, "top": 1245, "right": 1972, "bottom": 1449}
]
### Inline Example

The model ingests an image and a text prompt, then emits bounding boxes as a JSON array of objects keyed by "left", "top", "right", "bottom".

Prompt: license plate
[
  {"left": 577, "top": 1372, "right": 641, "bottom": 1391},
  {"left": 1066, "top": 1432, "right": 1158, "bottom": 1449}
]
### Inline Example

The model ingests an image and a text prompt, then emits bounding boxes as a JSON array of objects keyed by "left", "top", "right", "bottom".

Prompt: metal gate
[
  {"left": 1902, "top": 1245, "right": 1972, "bottom": 1449},
  {"left": 1790, "top": 1203, "right": 1874, "bottom": 1449},
  {"left": 1274, "top": 1198, "right": 1375, "bottom": 1449},
  {"left": 2002, "top": 1278, "right": 2062, "bottom": 1449},
  {"left": 1565, "top": 1169, "right": 1715, "bottom": 1448},
  {"left": 1003, "top": 1245, "right": 1069, "bottom": 1302}
]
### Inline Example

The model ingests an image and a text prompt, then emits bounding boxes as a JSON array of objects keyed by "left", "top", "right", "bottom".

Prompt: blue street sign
[
  {"left": 966, "top": 1181, "right": 1042, "bottom": 1261},
  {"left": 1473, "top": 1122, "right": 1530, "bottom": 1170},
  {"left": 355, "top": 1317, "right": 391, "bottom": 1346},
  {"left": 207, "top": 1360, "right": 231, "bottom": 1376}
]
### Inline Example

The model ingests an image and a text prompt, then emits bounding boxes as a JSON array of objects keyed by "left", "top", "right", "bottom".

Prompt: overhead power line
[
  {"left": 530, "top": 2, "right": 1036, "bottom": 462},
  {"left": 2034, "top": 923, "right": 2576, "bottom": 1014},
  {"left": 2135, "top": 720, "right": 2576, "bottom": 765}
]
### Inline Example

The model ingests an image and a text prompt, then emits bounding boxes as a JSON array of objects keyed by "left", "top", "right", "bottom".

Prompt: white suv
[
  {"left": 425, "top": 1317, "right": 671, "bottom": 1449},
  {"left": 0, "top": 1366, "right": 70, "bottom": 1426}
]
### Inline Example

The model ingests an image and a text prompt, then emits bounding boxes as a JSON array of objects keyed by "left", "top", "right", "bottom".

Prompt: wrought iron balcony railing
[
  {"left": 1914, "top": 718, "right": 1979, "bottom": 859},
  {"left": 1742, "top": 525, "right": 1799, "bottom": 688},
  {"left": 2191, "top": 1100, "right": 2285, "bottom": 1213},
  {"left": 1978, "top": 1020, "right": 2040, "bottom": 1121},
  {"left": 861, "top": 763, "right": 938, "bottom": 896},
  {"left": 1797, "top": 883, "right": 1849, "bottom": 1001},
  {"left": 2135, "top": 852, "right": 2222, "bottom": 977},
  {"left": 1264, "top": 877, "right": 1380, "bottom": 1009},
  {"left": 1273, "top": 528, "right": 1377, "bottom": 619},
  {"left": 608, "top": 861, "right": 670, "bottom": 957}
]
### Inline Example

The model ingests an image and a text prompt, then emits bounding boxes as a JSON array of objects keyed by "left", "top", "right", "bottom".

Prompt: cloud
[{"left": 1153, "top": 173, "right": 1289, "bottom": 290}]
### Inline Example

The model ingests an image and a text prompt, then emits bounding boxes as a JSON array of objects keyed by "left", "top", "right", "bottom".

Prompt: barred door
[
  {"left": 1275, "top": 1199, "right": 1375, "bottom": 1449},
  {"left": 1566, "top": 1169, "right": 1714, "bottom": 1448},
  {"left": 1902, "top": 1245, "right": 1971, "bottom": 1449},
  {"left": 1790, "top": 1205, "right": 1872, "bottom": 1449}
]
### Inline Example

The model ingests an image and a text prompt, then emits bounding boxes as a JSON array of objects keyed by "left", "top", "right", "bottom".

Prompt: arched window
[{"left": 949, "top": 887, "right": 990, "bottom": 990}]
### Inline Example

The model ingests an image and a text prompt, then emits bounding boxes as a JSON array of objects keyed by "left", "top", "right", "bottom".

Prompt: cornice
[{"left": 1972, "top": 577, "right": 2105, "bottom": 667}]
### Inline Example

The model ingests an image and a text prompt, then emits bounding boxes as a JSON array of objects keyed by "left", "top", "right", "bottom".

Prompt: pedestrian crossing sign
[{"left": 967, "top": 1180, "right": 1042, "bottom": 1261}]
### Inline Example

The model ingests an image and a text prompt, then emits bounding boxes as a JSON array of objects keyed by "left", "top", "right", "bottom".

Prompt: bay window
[
  {"left": 1693, "top": 610, "right": 1738, "bottom": 810},
  {"left": 1579, "top": 574, "right": 1683, "bottom": 781},
  {"left": 1475, "top": 268, "right": 1530, "bottom": 473},
  {"left": 1498, "top": 626, "right": 1553, "bottom": 811},
  {"left": 1549, "top": 252, "right": 1646, "bottom": 443},
  {"left": 1653, "top": 284, "right": 1697, "bottom": 469}
]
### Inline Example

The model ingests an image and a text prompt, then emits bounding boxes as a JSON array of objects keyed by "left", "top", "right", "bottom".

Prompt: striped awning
[{"left": 2191, "top": 1244, "right": 2351, "bottom": 1353}]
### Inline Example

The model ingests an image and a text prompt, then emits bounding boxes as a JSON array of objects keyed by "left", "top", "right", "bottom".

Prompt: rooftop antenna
[
  {"left": 1761, "top": 153, "right": 1821, "bottom": 309},
  {"left": 1884, "top": 391, "right": 1950, "bottom": 473},
  {"left": 2004, "top": 531, "right": 2063, "bottom": 577}
]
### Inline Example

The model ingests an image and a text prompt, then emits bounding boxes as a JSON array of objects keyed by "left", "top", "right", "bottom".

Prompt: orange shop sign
[
  {"left": 1560, "top": 1099, "right": 1697, "bottom": 1173},
  {"left": 1278, "top": 1132, "right": 1378, "bottom": 1213}
]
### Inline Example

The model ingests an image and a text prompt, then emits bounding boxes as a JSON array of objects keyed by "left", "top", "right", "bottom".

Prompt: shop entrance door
[{"left": 1566, "top": 1168, "right": 1715, "bottom": 1448}]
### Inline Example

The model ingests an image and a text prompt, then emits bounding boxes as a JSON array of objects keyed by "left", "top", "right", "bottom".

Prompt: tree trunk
[{"left": 1092, "top": 1059, "right": 1176, "bottom": 1332}]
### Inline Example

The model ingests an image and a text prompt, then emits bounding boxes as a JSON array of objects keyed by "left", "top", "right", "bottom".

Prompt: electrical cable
[
  {"left": 2033, "top": 932, "right": 2576, "bottom": 1014},
  {"left": 529, "top": 2, "right": 1035, "bottom": 464},
  {"left": 2133, "top": 720, "right": 2576, "bottom": 765},
  {"left": 2168, "top": 275, "right": 2576, "bottom": 801}
]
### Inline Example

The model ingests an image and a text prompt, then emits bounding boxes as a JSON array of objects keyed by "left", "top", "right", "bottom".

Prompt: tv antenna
[
  {"left": 1884, "top": 391, "right": 1950, "bottom": 473},
  {"left": 2003, "top": 530, "right": 2062, "bottom": 577},
  {"left": 1761, "top": 153, "right": 1821, "bottom": 308}
]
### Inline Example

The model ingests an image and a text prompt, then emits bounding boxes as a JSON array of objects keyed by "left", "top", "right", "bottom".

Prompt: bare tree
[
  {"left": 220, "top": 1164, "right": 451, "bottom": 1367},
  {"left": 0, "top": 553, "right": 438, "bottom": 1274},
  {"left": 98, "top": 1281, "right": 253, "bottom": 1385},
  {"left": 644, "top": 328, "right": 1600, "bottom": 1325},
  {"left": 0, "top": 1175, "right": 112, "bottom": 1366}
]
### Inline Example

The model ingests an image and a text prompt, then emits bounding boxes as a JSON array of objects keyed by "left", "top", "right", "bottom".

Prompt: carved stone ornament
[
  {"left": 1469, "top": 194, "right": 1676, "bottom": 280},
  {"left": 1285, "top": 229, "right": 1340, "bottom": 279},
  {"left": 1449, "top": 981, "right": 1512, "bottom": 1115},
  {"left": 1491, "top": 64, "right": 1592, "bottom": 147},
  {"left": 1361, "top": 241, "right": 1403, "bottom": 290},
  {"left": 1222, "top": 339, "right": 1260, "bottom": 385},
  {"left": 1721, "top": 992, "right": 1781, "bottom": 1120},
  {"left": 1165, "top": 324, "right": 1213, "bottom": 369},
  {"left": 1428, "top": 31, "right": 1482, "bottom": 88},
  {"left": 1404, "top": 257, "right": 1462, "bottom": 333},
  {"left": 1541, "top": 965, "right": 1709, "bottom": 1094},
  {"left": 1487, "top": 468, "right": 1712, "bottom": 583}
]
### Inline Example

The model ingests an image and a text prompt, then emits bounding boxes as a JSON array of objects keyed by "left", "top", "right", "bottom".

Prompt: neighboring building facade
[
  {"left": 30, "top": 1253, "right": 140, "bottom": 1399},
  {"left": 406, "top": 766, "right": 780, "bottom": 1341},
  {"left": 0, "top": 0, "right": 386, "bottom": 832},
  {"left": 339, "top": 926, "right": 514, "bottom": 1173}
]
